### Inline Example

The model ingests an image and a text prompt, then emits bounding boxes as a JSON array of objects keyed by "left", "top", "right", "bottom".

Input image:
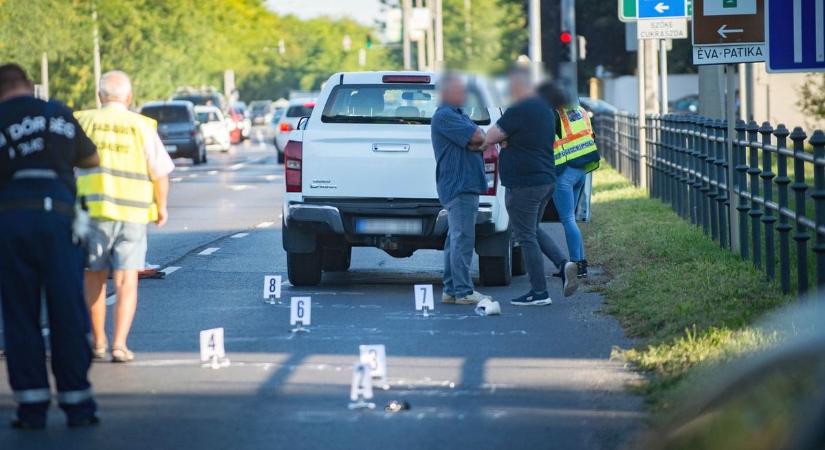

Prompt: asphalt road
[{"left": 0, "top": 131, "right": 644, "bottom": 450}]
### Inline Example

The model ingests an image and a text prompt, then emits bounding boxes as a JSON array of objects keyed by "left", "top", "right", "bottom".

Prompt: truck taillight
[
  {"left": 483, "top": 144, "right": 499, "bottom": 196},
  {"left": 279, "top": 122, "right": 293, "bottom": 133},
  {"left": 285, "top": 140, "right": 303, "bottom": 193}
]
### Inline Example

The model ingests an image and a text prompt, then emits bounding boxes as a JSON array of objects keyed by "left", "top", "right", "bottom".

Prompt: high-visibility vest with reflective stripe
[
  {"left": 75, "top": 107, "right": 157, "bottom": 224},
  {"left": 553, "top": 105, "right": 600, "bottom": 172}
]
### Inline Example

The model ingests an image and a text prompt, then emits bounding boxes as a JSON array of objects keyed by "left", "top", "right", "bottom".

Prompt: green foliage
[
  {"left": 0, "top": 0, "right": 397, "bottom": 109},
  {"left": 585, "top": 166, "right": 790, "bottom": 408},
  {"left": 798, "top": 74, "right": 825, "bottom": 120}
]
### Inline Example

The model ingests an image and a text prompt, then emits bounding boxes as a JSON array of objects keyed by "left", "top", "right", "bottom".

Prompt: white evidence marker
[
  {"left": 359, "top": 345, "right": 389, "bottom": 390},
  {"left": 414, "top": 284, "right": 435, "bottom": 318},
  {"left": 199, "top": 327, "right": 230, "bottom": 369},
  {"left": 290, "top": 297, "right": 311, "bottom": 333},
  {"left": 263, "top": 275, "right": 282, "bottom": 305},
  {"left": 348, "top": 362, "right": 376, "bottom": 410}
]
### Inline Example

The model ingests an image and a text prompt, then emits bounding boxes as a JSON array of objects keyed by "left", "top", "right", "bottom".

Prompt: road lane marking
[
  {"left": 106, "top": 294, "right": 117, "bottom": 306},
  {"left": 264, "top": 174, "right": 281, "bottom": 181},
  {"left": 161, "top": 266, "right": 181, "bottom": 275},
  {"left": 207, "top": 170, "right": 218, "bottom": 175},
  {"left": 171, "top": 177, "right": 184, "bottom": 183},
  {"left": 229, "top": 162, "right": 245, "bottom": 170},
  {"left": 198, "top": 247, "right": 220, "bottom": 256},
  {"left": 188, "top": 174, "right": 199, "bottom": 179},
  {"left": 228, "top": 185, "right": 252, "bottom": 191},
  {"left": 256, "top": 221, "right": 274, "bottom": 228},
  {"left": 231, "top": 233, "right": 249, "bottom": 238}
]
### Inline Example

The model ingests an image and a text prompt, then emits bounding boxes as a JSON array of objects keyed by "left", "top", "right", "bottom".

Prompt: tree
[
  {"left": 798, "top": 74, "right": 825, "bottom": 120},
  {"left": 442, "top": 0, "right": 526, "bottom": 74}
]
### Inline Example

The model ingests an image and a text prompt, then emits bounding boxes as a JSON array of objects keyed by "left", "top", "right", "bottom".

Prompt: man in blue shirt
[
  {"left": 485, "top": 68, "right": 559, "bottom": 306},
  {"left": 431, "top": 73, "right": 491, "bottom": 305}
]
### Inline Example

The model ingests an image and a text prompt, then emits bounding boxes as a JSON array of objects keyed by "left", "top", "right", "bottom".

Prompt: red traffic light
[{"left": 559, "top": 31, "right": 573, "bottom": 44}]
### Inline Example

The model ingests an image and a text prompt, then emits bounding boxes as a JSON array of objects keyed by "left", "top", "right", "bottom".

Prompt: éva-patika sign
[{"left": 692, "top": 0, "right": 767, "bottom": 64}]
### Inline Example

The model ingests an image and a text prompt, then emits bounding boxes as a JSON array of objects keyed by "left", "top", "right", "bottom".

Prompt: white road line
[
  {"left": 794, "top": 0, "right": 804, "bottom": 63},
  {"left": 264, "top": 174, "right": 281, "bottom": 181},
  {"left": 198, "top": 247, "right": 220, "bottom": 256},
  {"left": 161, "top": 266, "right": 181, "bottom": 275},
  {"left": 228, "top": 185, "right": 252, "bottom": 191},
  {"left": 231, "top": 233, "right": 249, "bottom": 239},
  {"left": 229, "top": 163, "right": 245, "bottom": 170},
  {"left": 105, "top": 294, "right": 117, "bottom": 306},
  {"left": 817, "top": 0, "right": 824, "bottom": 62},
  {"left": 188, "top": 174, "right": 199, "bottom": 179},
  {"left": 256, "top": 221, "right": 274, "bottom": 228},
  {"left": 171, "top": 177, "right": 184, "bottom": 183},
  {"left": 207, "top": 170, "right": 218, "bottom": 175}
]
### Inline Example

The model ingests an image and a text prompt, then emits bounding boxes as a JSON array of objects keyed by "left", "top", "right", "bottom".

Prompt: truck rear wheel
[
  {"left": 287, "top": 250, "right": 322, "bottom": 286},
  {"left": 479, "top": 248, "right": 513, "bottom": 286}
]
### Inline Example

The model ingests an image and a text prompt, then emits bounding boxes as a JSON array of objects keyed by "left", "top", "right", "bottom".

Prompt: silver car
[{"left": 274, "top": 99, "right": 315, "bottom": 163}]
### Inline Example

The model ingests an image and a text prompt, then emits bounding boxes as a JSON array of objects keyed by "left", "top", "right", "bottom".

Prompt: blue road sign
[
  {"left": 638, "top": 0, "right": 688, "bottom": 18},
  {"left": 766, "top": 0, "right": 825, "bottom": 72}
]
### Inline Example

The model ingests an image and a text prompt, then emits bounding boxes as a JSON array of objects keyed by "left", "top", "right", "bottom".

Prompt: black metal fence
[{"left": 593, "top": 112, "right": 825, "bottom": 296}]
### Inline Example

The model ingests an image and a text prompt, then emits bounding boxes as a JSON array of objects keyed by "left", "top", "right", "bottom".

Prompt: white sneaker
[
  {"left": 563, "top": 261, "right": 579, "bottom": 297},
  {"left": 455, "top": 291, "right": 492, "bottom": 305},
  {"left": 442, "top": 293, "right": 456, "bottom": 304}
]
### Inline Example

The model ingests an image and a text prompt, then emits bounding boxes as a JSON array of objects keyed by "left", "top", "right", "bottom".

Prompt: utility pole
[
  {"left": 40, "top": 52, "right": 49, "bottom": 101},
  {"left": 528, "top": 0, "right": 543, "bottom": 82},
  {"left": 644, "top": 40, "right": 659, "bottom": 115},
  {"left": 637, "top": 40, "right": 647, "bottom": 189},
  {"left": 434, "top": 0, "right": 444, "bottom": 69},
  {"left": 744, "top": 63, "right": 754, "bottom": 120},
  {"left": 659, "top": 40, "right": 668, "bottom": 113},
  {"left": 559, "top": 0, "right": 577, "bottom": 95},
  {"left": 427, "top": 0, "right": 436, "bottom": 70},
  {"left": 92, "top": 5, "right": 102, "bottom": 108},
  {"left": 464, "top": 0, "right": 473, "bottom": 59},
  {"left": 402, "top": 0, "right": 412, "bottom": 70}
]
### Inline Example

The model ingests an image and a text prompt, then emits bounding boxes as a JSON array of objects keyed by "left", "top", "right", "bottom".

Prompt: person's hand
[
  {"left": 500, "top": 140, "right": 508, "bottom": 149},
  {"left": 155, "top": 207, "right": 168, "bottom": 227}
]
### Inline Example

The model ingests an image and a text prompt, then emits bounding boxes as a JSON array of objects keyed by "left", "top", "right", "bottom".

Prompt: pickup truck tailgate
[{"left": 301, "top": 126, "right": 437, "bottom": 199}]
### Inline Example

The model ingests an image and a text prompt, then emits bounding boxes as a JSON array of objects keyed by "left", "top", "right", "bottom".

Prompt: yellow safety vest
[
  {"left": 75, "top": 107, "right": 158, "bottom": 224},
  {"left": 553, "top": 105, "right": 599, "bottom": 171}
]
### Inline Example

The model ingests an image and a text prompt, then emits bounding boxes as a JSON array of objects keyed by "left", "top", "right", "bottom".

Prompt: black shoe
[
  {"left": 576, "top": 260, "right": 589, "bottom": 279},
  {"left": 562, "top": 261, "right": 579, "bottom": 297},
  {"left": 67, "top": 415, "right": 100, "bottom": 428},
  {"left": 11, "top": 418, "right": 46, "bottom": 430},
  {"left": 510, "top": 291, "right": 552, "bottom": 306}
]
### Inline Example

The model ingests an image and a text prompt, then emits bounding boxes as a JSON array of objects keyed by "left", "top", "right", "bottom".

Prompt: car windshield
[
  {"left": 196, "top": 111, "right": 220, "bottom": 123},
  {"left": 250, "top": 102, "right": 271, "bottom": 113},
  {"left": 321, "top": 84, "right": 490, "bottom": 125},
  {"left": 141, "top": 106, "right": 190, "bottom": 123},
  {"left": 172, "top": 95, "right": 219, "bottom": 107},
  {"left": 286, "top": 104, "right": 314, "bottom": 118}
]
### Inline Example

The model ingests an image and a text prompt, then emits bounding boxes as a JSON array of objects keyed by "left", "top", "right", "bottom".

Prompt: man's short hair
[
  {"left": 0, "top": 63, "right": 33, "bottom": 98},
  {"left": 508, "top": 66, "right": 533, "bottom": 89},
  {"left": 98, "top": 70, "right": 133, "bottom": 101},
  {"left": 437, "top": 71, "right": 464, "bottom": 93}
]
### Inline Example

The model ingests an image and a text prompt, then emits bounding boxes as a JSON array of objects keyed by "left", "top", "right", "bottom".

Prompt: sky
[{"left": 266, "top": 0, "right": 384, "bottom": 26}]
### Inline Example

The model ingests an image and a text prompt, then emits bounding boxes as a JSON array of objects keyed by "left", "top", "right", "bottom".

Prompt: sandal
[
  {"left": 111, "top": 347, "right": 134, "bottom": 363},
  {"left": 92, "top": 340, "right": 108, "bottom": 360}
]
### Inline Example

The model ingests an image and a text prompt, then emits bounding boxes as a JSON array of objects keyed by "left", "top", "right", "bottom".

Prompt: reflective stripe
[
  {"left": 79, "top": 166, "right": 151, "bottom": 182},
  {"left": 13, "top": 388, "right": 51, "bottom": 403},
  {"left": 57, "top": 388, "right": 93, "bottom": 405},
  {"left": 84, "top": 193, "right": 153, "bottom": 209},
  {"left": 12, "top": 169, "right": 58, "bottom": 180}
]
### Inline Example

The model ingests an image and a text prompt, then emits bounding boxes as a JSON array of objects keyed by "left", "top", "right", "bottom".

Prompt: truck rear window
[
  {"left": 141, "top": 106, "right": 191, "bottom": 123},
  {"left": 321, "top": 84, "right": 490, "bottom": 125}
]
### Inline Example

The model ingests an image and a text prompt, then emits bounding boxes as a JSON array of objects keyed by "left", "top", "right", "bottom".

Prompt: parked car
[
  {"left": 249, "top": 100, "right": 273, "bottom": 125},
  {"left": 194, "top": 105, "right": 231, "bottom": 152},
  {"left": 171, "top": 91, "right": 225, "bottom": 110},
  {"left": 670, "top": 94, "right": 699, "bottom": 114},
  {"left": 281, "top": 71, "right": 512, "bottom": 287},
  {"left": 140, "top": 100, "right": 207, "bottom": 165},
  {"left": 274, "top": 99, "right": 315, "bottom": 163}
]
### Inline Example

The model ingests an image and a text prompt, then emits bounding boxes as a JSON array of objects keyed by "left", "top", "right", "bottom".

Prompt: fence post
[
  {"left": 774, "top": 125, "right": 792, "bottom": 294},
  {"left": 716, "top": 119, "right": 729, "bottom": 249},
  {"left": 810, "top": 130, "right": 825, "bottom": 290},
  {"left": 736, "top": 120, "right": 750, "bottom": 259},
  {"left": 747, "top": 120, "right": 762, "bottom": 269},
  {"left": 687, "top": 116, "right": 697, "bottom": 224},
  {"left": 665, "top": 115, "right": 675, "bottom": 208},
  {"left": 791, "top": 127, "right": 810, "bottom": 296},
  {"left": 651, "top": 115, "right": 660, "bottom": 200},
  {"left": 680, "top": 116, "right": 690, "bottom": 220},
  {"left": 706, "top": 118, "right": 719, "bottom": 242},
  {"left": 699, "top": 117, "right": 711, "bottom": 236},
  {"left": 759, "top": 122, "right": 776, "bottom": 281}
]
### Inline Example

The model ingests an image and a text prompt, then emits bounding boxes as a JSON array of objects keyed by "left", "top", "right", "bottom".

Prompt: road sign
[
  {"left": 621, "top": 0, "right": 693, "bottom": 21},
  {"left": 638, "top": 0, "right": 688, "bottom": 18},
  {"left": 766, "top": 0, "right": 825, "bottom": 72},
  {"left": 692, "top": 0, "right": 766, "bottom": 64},
  {"left": 638, "top": 18, "right": 689, "bottom": 39}
]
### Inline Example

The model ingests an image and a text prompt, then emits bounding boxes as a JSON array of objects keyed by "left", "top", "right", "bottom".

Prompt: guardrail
[{"left": 593, "top": 112, "right": 825, "bottom": 296}]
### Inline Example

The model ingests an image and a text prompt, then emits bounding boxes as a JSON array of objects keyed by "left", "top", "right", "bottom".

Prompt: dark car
[
  {"left": 249, "top": 100, "right": 273, "bottom": 125},
  {"left": 140, "top": 101, "right": 207, "bottom": 165},
  {"left": 171, "top": 92, "right": 225, "bottom": 110},
  {"left": 669, "top": 94, "right": 699, "bottom": 114}
]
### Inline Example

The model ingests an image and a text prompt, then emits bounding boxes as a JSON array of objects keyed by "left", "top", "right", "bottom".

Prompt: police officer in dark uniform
[{"left": 0, "top": 63, "right": 100, "bottom": 428}]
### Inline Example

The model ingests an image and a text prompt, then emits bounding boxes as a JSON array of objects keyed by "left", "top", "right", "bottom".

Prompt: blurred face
[
  {"left": 440, "top": 77, "right": 466, "bottom": 107},
  {"left": 509, "top": 73, "right": 533, "bottom": 101}
]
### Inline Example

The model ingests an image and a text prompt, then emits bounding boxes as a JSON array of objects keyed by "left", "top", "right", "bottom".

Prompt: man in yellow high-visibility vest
[{"left": 76, "top": 71, "right": 175, "bottom": 363}]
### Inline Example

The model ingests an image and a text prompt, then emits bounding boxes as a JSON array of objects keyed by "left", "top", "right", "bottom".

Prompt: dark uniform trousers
[{"left": 0, "top": 178, "right": 96, "bottom": 423}]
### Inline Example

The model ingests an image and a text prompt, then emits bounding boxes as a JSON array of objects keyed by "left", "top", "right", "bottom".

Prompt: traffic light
[
  {"left": 559, "top": 31, "right": 574, "bottom": 62},
  {"left": 365, "top": 34, "right": 373, "bottom": 49}
]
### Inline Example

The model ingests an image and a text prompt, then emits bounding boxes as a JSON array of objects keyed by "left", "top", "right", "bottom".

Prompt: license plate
[
  {"left": 164, "top": 145, "right": 177, "bottom": 153},
  {"left": 355, "top": 218, "right": 423, "bottom": 235}
]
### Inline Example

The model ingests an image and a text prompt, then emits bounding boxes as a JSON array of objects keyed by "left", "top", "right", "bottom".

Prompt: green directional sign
[{"left": 620, "top": 0, "right": 693, "bottom": 22}]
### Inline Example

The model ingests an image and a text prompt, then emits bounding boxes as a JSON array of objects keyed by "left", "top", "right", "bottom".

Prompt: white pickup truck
[{"left": 280, "top": 71, "right": 525, "bottom": 287}]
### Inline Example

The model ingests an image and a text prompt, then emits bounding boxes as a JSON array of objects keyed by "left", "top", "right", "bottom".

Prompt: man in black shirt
[{"left": 0, "top": 63, "right": 100, "bottom": 429}]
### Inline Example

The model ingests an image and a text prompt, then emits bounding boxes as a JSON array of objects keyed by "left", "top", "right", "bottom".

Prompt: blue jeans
[
  {"left": 506, "top": 184, "right": 553, "bottom": 293},
  {"left": 443, "top": 193, "right": 479, "bottom": 297},
  {"left": 553, "top": 167, "right": 587, "bottom": 261}
]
